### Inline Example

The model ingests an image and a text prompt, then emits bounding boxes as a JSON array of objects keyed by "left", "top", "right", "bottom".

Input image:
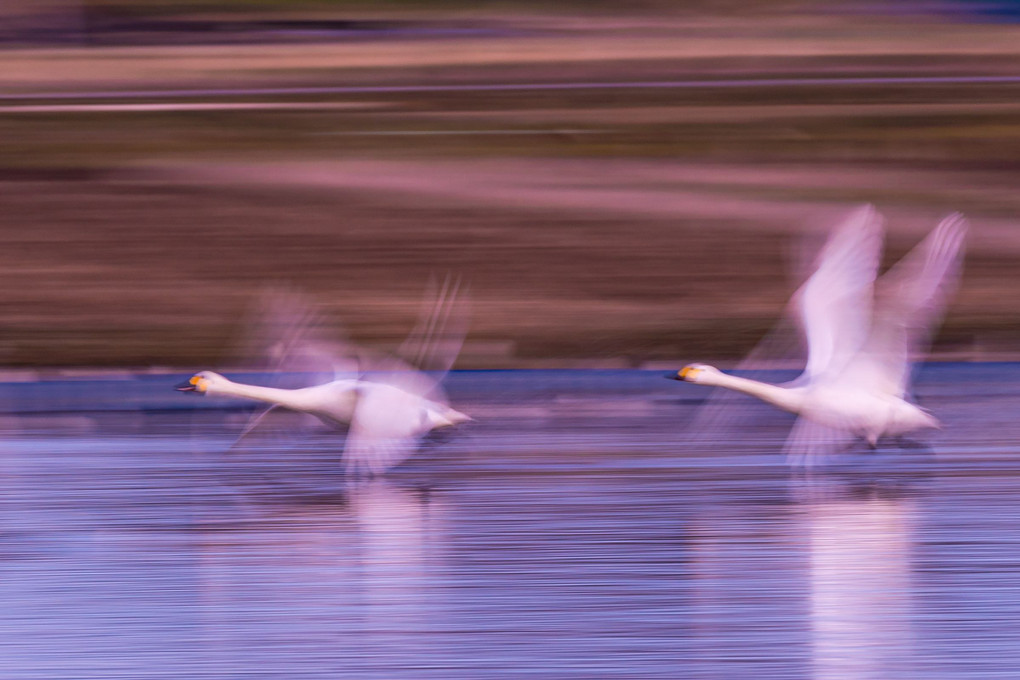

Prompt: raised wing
[
  {"left": 842, "top": 213, "right": 967, "bottom": 398},
  {"left": 364, "top": 273, "right": 470, "bottom": 401},
  {"left": 236, "top": 285, "right": 360, "bottom": 386},
  {"left": 231, "top": 286, "right": 360, "bottom": 445},
  {"left": 685, "top": 209, "right": 881, "bottom": 445},
  {"left": 396, "top": 273, "right": 470, "bottom": 377},
  {"left": 793, "top": 205, "right": 884, "bottom": 384}
]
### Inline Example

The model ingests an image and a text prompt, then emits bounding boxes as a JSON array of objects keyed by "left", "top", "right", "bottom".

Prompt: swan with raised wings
[
  {"left": 670, "top": 206, "right": 966, "bottom": 463},
  {"left": 177, "top": 277, "right": 471, "bottom": 476}
]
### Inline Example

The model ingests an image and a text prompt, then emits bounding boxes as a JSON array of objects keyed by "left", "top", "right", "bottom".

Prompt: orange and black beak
[{"left": 175, "top": 376, "right": 201, "bottom": 393}]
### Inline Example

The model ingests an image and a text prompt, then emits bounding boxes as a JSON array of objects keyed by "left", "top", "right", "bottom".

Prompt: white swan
[
  {"left": 177, "top": 278, "right": 471, "bottom": 476},
  {"left": 671, "top": 206, "right": 967, "bottom": 463},
  {"left": 178, "top": 370, "right": 469, "bottom": 474}
]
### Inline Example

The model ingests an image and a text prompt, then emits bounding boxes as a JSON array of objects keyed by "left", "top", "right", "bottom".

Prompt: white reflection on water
[
  {"left": 348, "top": 482, "right": 435, "bottom": 651},
  {"left": 193, "top": 479, "right": 438, "bottom": 674},
  {"left": 803, "top": 481, "right": 916, "bottom": 679},
  {"left": 686, "top": 499, "right": 811, "bottom": 674}
]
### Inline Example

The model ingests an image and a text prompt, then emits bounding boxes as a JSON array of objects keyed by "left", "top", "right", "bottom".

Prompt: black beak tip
[
  {"left": 663, "top": 372, "right": 681, "bottom": 381},
  {"left": 175, "top": 379, "right": 196, "bottom": 392}
]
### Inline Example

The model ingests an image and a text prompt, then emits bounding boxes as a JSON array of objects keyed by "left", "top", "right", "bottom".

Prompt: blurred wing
[
  {"left": 365, "top": 274, "right": 469, "bottom": 401},
  {"left": 228, "top": 404, "right": 328, "bottom": 450},
  {"left": 236, "top": 285, "right": 360, "bottom": 386},
  {"left": 343, "top": 386, "right": 424, "bottom": 476},
  {"left": 344, "top": 432, "right": 418, "bottom": 478},
  {"left": 232, "top": 286, "right": 359, "bottom": 446},
  {"left": 685, "top": 318, "right": 805, "bottom": 448},
  {"left": 783, "top": 417, "right": 855, "bottom": 468},
  {"left": 842, "top": 213, "right": 967, "bottom": 398},
  {"left": 395, "top": 273, "right": 470, "bottom": 379},
  {"left": 794, "top": 204, "right": 884, "bottom": 383},
  {"left": 234, "top": 403, "right": 282, "bottom": 444}
]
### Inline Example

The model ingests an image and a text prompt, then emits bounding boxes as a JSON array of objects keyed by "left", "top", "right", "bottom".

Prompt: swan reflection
[
  {"left": 799, "top": 475, "right": 917, "bottom": 679},
  {"left": 348, "top": 481, "right": 434, "bottom": 613},
  {"left": 194, "top": 481, "right": 439, "bottom": 671}
]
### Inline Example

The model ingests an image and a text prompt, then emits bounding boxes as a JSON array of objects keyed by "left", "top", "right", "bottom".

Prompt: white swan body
[
  {"left": 674, "top": 206, "right": 965, "bottom": 461},
  {"left": 680, "top": 364, "right": 935, "bottom": 446}
]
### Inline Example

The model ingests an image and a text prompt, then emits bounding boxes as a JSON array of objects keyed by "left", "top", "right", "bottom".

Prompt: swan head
[
  {"left": 670, "top": 363, "right": 722, "bottom": 385},
  {"left": 175, "top": 370, "right": 226, "bottom": 395}
]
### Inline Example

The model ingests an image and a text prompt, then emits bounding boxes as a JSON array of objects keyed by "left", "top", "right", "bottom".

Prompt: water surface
[{"left": 1, "top": 365, "right": 1019, "bottom": 678}]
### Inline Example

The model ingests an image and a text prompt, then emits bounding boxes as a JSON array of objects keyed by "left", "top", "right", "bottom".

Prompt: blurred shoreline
[{"left": 2, "top": 4, "right": 1020, "bottom": 368}]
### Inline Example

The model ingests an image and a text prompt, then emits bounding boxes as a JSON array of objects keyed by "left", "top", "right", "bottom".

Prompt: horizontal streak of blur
[
  {"left": 1, "top": 4, "right": 1020, "bottom": 368},
  {"left": 5, "top": 74, "right": 1020, "bottom": 101}
]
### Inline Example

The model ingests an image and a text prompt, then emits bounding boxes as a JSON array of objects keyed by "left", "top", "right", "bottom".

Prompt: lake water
[{"left": 0, "top": 365, "right": 1018, "bottom": 679}]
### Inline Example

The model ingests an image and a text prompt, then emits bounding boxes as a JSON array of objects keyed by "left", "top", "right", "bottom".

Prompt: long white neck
[
  {"left": 701, "top": 371, "right": 805, "bottom": 415},
  {"left": 207, "top": 379, "right": 303, "bottom": 410}
]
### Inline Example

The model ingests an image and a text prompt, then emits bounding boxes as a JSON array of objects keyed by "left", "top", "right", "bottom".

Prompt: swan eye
[{"left": 190, "top": 376, "right": 209, "bottom": 392}]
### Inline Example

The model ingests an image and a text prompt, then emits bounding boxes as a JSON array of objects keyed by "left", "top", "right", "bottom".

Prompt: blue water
[{"left": 0, "top": 364, "right": 1019, "bottom": 678}]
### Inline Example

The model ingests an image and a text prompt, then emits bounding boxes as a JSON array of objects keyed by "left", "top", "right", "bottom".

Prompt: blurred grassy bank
[{"left": 1, "top": 5, "right": 1020, "bottom": 367}]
